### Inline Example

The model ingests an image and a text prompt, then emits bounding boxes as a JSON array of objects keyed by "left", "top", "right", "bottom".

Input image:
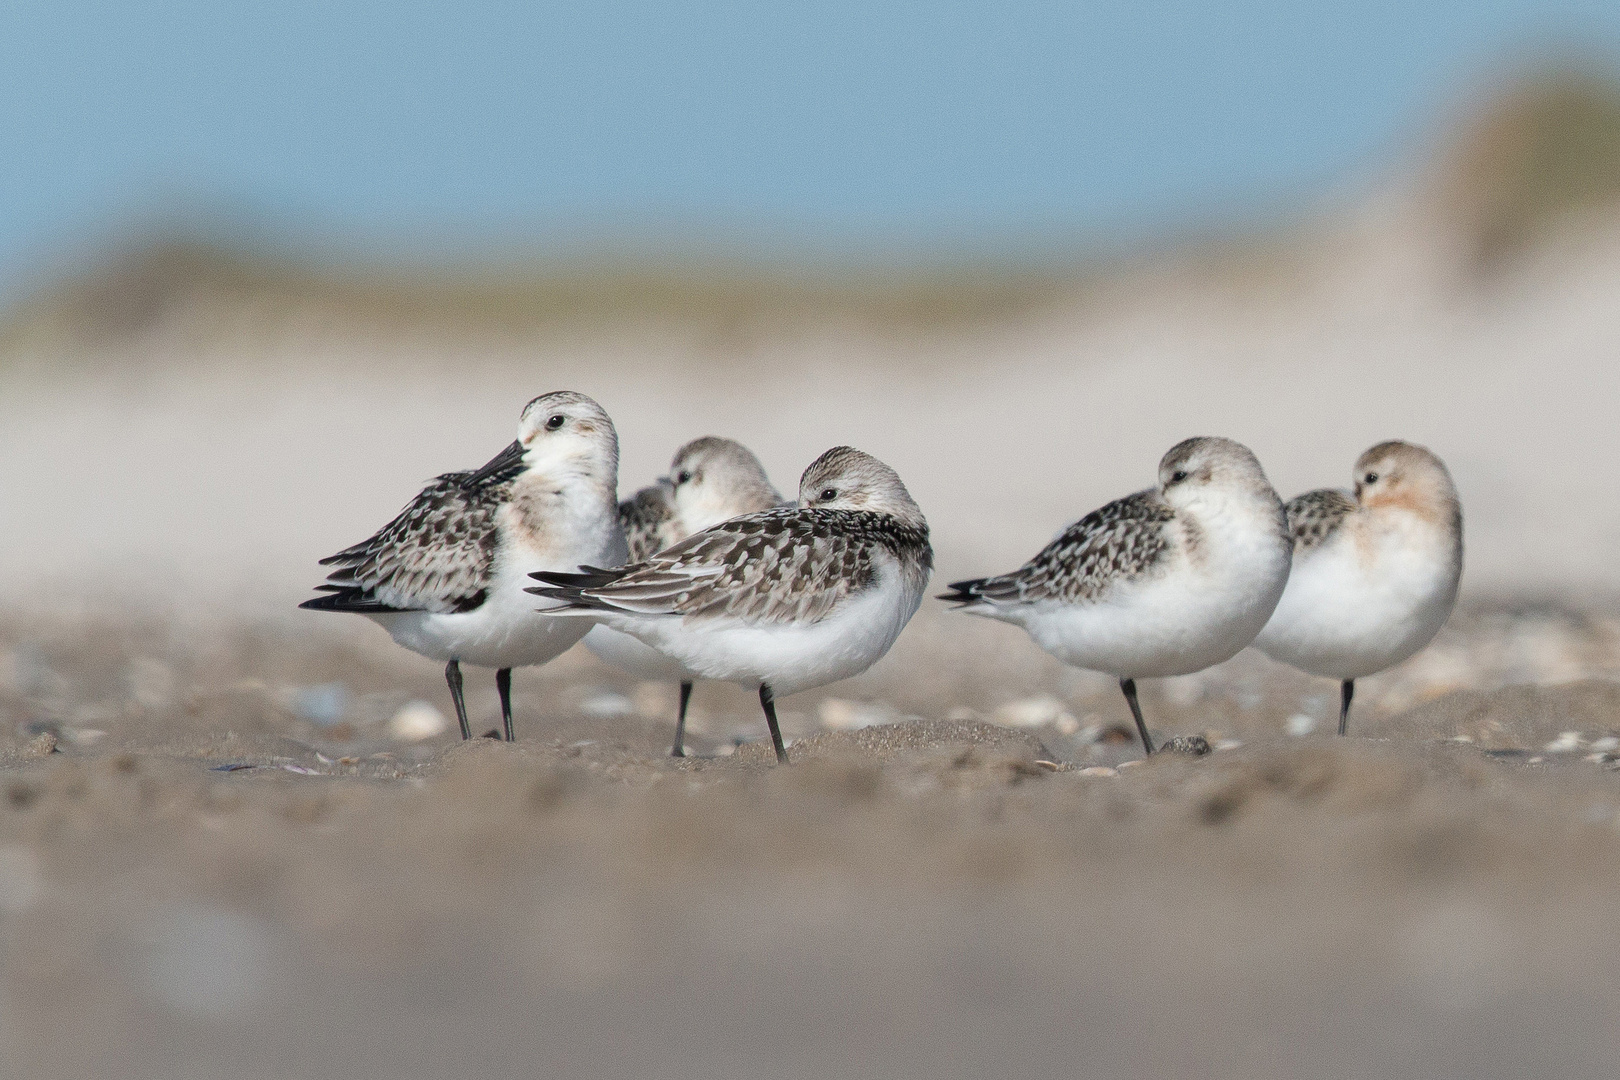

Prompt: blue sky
[{"left": 2, "top": 1, "right": 1618, "bottom": 280}]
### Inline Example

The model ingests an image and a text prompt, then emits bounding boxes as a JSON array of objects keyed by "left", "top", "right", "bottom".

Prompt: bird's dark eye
[
  {"left": 819, "top": 488, "right": 838, "bottom": 501},
  {"left": 545, "top": 414, "right": 566, "bottom": 431},
  {"left": 675, "top": 470, "right": 692, "bottom": 485},
  {"left": 1170, "top": 470, "right": 1188, "bottom": 483},
  {"left": 1364, "top": 472, "right": 1378, "bottom": 484}
]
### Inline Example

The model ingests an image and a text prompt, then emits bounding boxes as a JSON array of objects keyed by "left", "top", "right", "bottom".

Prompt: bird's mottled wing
[
  {"left": 536, "top": 507, "right": 931, "bottom": 626},
  {"left": 305, "top": 471, "right": 506, "bottom": 614},
  {"left": 618, "top": 484, "right": 677, "bottom": 562},
  {"left": 1286, "top": 489, "right": 1357, "bottom": 553},
  {"left": 943, "top": 489, "right": 1175, "bottom": 605}
]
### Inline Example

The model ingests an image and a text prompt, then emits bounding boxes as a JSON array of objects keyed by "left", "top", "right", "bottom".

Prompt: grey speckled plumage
[
  {"left": 618, "top": 481, "right": 677, "bottom": 562},
  {"left": 1285, "top": 488, "right": 1357, "bottom": 552},
  {"left": 941, "top": 489, "right": 1176, "bottom": 605},
  {"left": 531, "top": 506, "right": 933, "bottom": 626},
  {"left": 303, "top": 445, "right": 526, "bottom": 615}
]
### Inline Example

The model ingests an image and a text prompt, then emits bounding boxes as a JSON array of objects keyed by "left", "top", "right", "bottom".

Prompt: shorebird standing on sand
[
  {"left": 585, "top": 437, "right": 786, "bottom": 756},
  {"left": 1253, "top": 440, "right": 1463, "bottom": 735},
  {"left": 939, "top": 437, "right": 1292, "bottom": 755},
  {"left": 530, "top": 446, "right": 932, "bottom": 764},
  {"left": 300, "top": 391, "right": 627, "bottom": 741}
]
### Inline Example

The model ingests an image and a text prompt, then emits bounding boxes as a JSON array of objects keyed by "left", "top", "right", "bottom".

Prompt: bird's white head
[
  {"left": 1156, "top": 436, "right": 1279, "bottom": 515},
  {"left": 1353, "top": 441, "right": 1460, "bottom": 526},
  {"left": 513, "top": 391, "right": 620, "bottom": 488},
  {"left": 669, "top": 436, "right": 783, "bottom": 536},
  {"left": 798, "top": 446, "right": 926, "bottom": 529}
]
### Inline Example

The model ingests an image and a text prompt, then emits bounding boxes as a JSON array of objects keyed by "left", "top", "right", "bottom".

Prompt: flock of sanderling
[{"left": 303, "top": 391, "right": 1463, "bottom": 763}]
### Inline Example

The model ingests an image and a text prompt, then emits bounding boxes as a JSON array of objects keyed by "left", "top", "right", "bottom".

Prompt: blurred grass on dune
[
  {"left": 2, "top": 67, "right": 1618, "bottom": 362},
  {"left": 0, "top": 241, "right": 1100, "bottom": 352},
  {"left": 1439, "top": 70, "right": 1620, "bottom": 270}
]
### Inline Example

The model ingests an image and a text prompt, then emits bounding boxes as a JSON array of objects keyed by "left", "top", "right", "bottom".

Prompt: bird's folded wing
[
  {"left": 304, "top": 471, "right": 501, "bottom": 614},
  {"left": 943, "top": 489, "right": 1174, "bottom": 606},
  {"left": 1284, "top": 488, "right": 1357, "bottom": 552},
  {"left": 618, "top": 481, "right": 677, "bottom": 561},
  {"left": 546, "top": 508, "right": 876, "bottom": 626}
]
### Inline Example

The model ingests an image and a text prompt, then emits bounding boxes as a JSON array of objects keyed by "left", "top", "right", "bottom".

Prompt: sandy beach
[{"left": 7, "top": 128, "right": 1620, "bottom": 1075}]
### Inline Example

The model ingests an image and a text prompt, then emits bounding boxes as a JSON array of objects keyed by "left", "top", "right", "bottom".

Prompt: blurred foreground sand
[{"left": 5, "top": 599, "right": 1620, "bottom": 1078}]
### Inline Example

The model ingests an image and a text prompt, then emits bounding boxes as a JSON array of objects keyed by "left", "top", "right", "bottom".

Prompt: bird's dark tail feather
[
  {"left": 298, "top": 589, "right": 406, "bottom": 613},
  {"left": 529, "top": 565, "right": 626, "bottom": 589},
  {"left": 935, "top": 578, "right": 989, "bottom": 604}
]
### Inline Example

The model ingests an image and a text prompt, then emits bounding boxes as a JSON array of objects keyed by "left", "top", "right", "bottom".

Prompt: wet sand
[{"left": 5, "top": 603, "right": 1620, "bottom": 1079}]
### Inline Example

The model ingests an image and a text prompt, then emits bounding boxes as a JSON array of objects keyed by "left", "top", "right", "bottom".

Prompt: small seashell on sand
[
  {"left": 993, "top": 695, "right": 1077, "bottom": 730},
  {"left": 387, "top": 701, "right": 448, "bottom": 742},
  {"left": 1544, "top": 731, "right": 1584, "bottom": 754},
  {"left": 818, "top": 698, "right": 893, "bottom": 731}
]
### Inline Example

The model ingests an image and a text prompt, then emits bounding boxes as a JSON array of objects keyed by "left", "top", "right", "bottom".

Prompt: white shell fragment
[
  {"left": 993, "top": 695, "right": 1077, "bottom": 730},
  {"left": 1544, "top": 731, "right": 1584, "bottom": 754},
  {"left": 387, "top": 701, "right": 448, "bottom": 742},
  {"left": 818, "top": 698, "right": 894, "bottom": 731}
]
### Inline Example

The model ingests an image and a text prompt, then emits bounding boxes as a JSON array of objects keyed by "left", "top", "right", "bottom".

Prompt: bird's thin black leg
[
  {"left": 758, "top": 684, "right": 789, "bottom": 765},
  {"left": 1120, "top": 677, "right": 1155, "bottom": 755},
  {"left": 1338, "top": 679, "right": 1355, "bottom": 737},
  {"left": 445, "top": 660, "right": 472, "bottom": 740},
  {"left": 497, "top": 668, "right": 515, "bottom": 742},
  {"left": 671, "top": 680, "right": 694, "bottom": 758}
]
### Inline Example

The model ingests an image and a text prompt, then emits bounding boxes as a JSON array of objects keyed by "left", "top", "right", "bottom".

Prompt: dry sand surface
[
  {"left": 8, "top": 173, "right": 1620, "bottom": 1074},
  {"left": 5, "top": 601, "right": 1620, "bottom": 1078}
]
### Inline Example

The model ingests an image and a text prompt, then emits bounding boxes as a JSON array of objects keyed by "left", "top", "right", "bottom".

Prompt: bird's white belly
[
  {"left": 583, "top": 625, "right": 694, "bottom": 681},
  {"left": 369, "top": 533, "right": 619, "bottom": 670},
  {"left": 1255, "top": 538, "right": 1459, "bottom": 680},
  {"left": 1009, "top": 554, "right": 1289, "bottom": 679},
  {"left": 600, "top": 569, "right": 923, "bottom": 697}
]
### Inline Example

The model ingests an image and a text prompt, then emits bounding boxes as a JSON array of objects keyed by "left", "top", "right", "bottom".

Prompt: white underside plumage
[
  {"left": 558, "top": 557, "right": 924, "bottom": 697},
  {"left": 582, "top": 625, "right": 696, "bottom": 681},
  {"left": 1254, "top": 512, "right": 1460, "bottom": 680},
  {"left": 964, "top": 505, "right": 1291, "bottom": 679},
  {"left": 371, "top": 526, "right": 627, "bottom": 670}
]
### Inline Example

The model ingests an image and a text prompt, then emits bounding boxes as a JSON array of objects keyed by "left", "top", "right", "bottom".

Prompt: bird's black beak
[{"left": 469, "top": 440, "right": 525, "bottom": 483}]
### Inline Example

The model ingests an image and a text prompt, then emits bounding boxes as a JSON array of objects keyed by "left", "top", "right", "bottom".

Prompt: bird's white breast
[{"left": 1255, "top": 507, "right": 1460, "bottom": 679}]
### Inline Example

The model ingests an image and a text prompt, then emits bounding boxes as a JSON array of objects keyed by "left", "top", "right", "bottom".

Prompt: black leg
[
  {"left": 1120, "top": 678, "right": 1155, "bottom": 755},
  {"left": 445, "top": 660, "right": 471, "bottom": 740},
  {"left": 497, "top": 668, "right": 515, "bottom": 742},
  {"left": 1339, "top": 679, "right": 1354, "bottom": 737},
  {"left": 671, "top": 680, "right": 694, "bottom": 757},
  {"left": 758, "top": 684, "right": 789, "bottom": 765}
]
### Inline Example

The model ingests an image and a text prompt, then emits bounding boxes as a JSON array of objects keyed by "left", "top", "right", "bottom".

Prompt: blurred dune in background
[{"left": 4, "top": 68, "right": 1620, "bottom": 604}]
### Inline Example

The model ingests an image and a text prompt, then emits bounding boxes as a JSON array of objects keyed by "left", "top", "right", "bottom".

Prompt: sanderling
[
  {"left": 939, "top": 437, "right": 1291, "bottom": 754},
  {"left": 300, "top": 391, "right": 627, "bottom": 741},
  {"left": 1253, "top": 440, "right": 1463, "bottom": 735},
  {"left": 530, "top": 446, "right": 932, "bottom": 764},
  {"left": 585, "top": 436, "right": 787, "bottom": 756}
]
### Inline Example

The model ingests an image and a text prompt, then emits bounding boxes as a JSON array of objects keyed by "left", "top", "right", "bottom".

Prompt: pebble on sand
[
  {"left": 1544, "top": 731, "right": 1584, "bottom": 754},
  {"left": 993, "top": 695, "right": 1078, "bottom": 732},
  {"left": 818, "top": 698, "right": 895, "bottom": 731},
  {"left": 387, "top": 701, "right": 448, "bottom": 742},
  {"left": 580, "top": 690, "right": 634, "bottom": 719},
  {"left": 1286, "top": 715, "right": 1317, "bottom": 737}
]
